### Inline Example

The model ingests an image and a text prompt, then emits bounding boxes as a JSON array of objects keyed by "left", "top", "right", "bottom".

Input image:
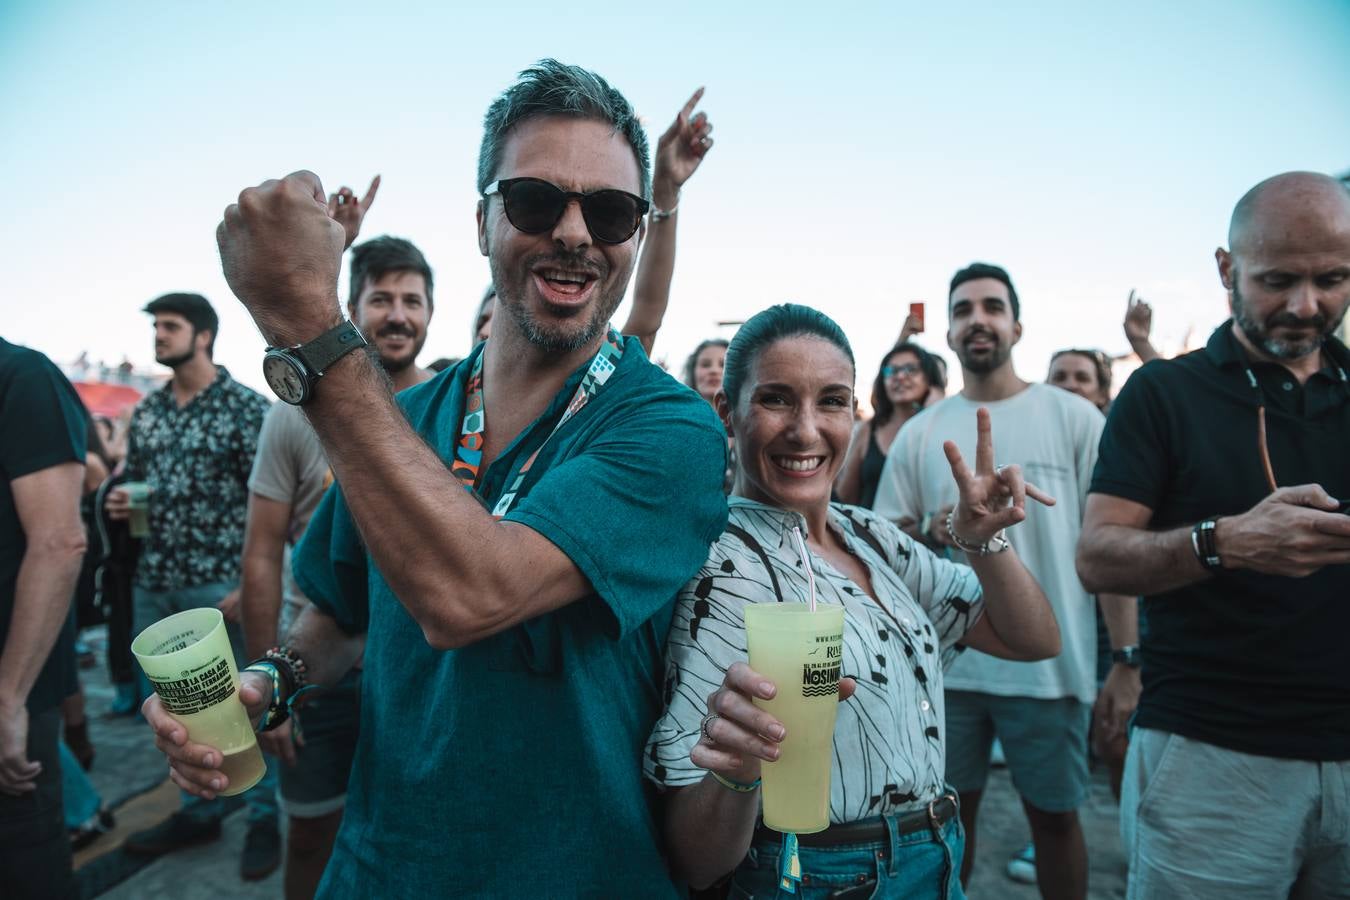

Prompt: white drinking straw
[{"left": 791, "top": 526, "right": 817, "bottom": 612}]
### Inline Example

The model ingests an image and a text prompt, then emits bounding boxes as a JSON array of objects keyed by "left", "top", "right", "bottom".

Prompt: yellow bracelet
[{"left": 711, "top": 771, "right": 761, "bottom": 793}]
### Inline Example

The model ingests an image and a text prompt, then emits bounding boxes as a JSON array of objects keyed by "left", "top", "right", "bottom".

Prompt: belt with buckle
[{"left": 754, "top": 793, "right": 959, "bottom": 848}]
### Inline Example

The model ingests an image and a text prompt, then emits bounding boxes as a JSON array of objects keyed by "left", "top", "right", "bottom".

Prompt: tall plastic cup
[
  {"left": 131, "top": 608, "right": 265, "bottom": 796},
  {"left": 744, "top": 602, "right": 845, "bottom": 833},
  {"left": 122, "top": 481, "right": 151, "bottom": 539}
]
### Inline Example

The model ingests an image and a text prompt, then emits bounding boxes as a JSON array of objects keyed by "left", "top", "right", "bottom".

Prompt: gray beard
[
  {"left": 1232, "top": 283, "right": 1343, "bottom": 360},
  {"left": 514, "top": 306, "right": 610, "bottom": 353}
]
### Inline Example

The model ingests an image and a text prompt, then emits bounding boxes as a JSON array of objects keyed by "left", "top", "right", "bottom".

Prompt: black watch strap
[
  {"left": 1111, "top": 645, "right": 1141, "bottom": 667},
  {"left": 293, "top": 320, "right": 367, "bottom": 376}
]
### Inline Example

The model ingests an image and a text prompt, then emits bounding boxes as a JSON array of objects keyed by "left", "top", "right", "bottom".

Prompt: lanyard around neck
[{"left": 451, "top": 328, "right": 625, "bottom": 519}]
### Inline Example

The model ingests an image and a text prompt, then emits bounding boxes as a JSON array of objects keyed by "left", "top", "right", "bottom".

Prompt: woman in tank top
[{"left": 836, "top": 342, "right": 946, "bottom": 508}]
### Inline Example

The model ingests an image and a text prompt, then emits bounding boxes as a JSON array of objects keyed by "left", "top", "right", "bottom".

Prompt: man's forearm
[
  {"left": 284, "top": 604, "right": 363, "bottom": 691},
  {"left": 1078, "top": 522, "right": 1208, "bottom": 596},
  {"left": 239, "top": 554, "right": 283, "bottom": 660},
  {"left": 1097, "top": 593, "right": 1139, "bottom": 649},
  {"left": 0, "top": 544, "right": 85, "bottom": 707},
  {"left": 300, "top": 349, "right": 522, "bottom": 637}
]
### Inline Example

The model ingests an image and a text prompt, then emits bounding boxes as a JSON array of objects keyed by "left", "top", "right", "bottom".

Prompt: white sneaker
[{"left": 1006, "top": 841, "right": 1036, "bottom": 884}]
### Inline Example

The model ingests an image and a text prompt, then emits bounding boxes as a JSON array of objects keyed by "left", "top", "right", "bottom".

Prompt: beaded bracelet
[{"left": 711, "top": 771, "right": 761, "bottom": 793}]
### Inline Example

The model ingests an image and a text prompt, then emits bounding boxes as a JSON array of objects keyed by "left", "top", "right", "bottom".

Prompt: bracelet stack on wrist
[
  {"left": 944, "top": 510, "right": 1010, "bottom": 556},
  {"left": 1191, "top": 518, "right": 1223, "bottom": 571},
  {"left": 243, "top": 645, "right": 312, "bottom": 733}
]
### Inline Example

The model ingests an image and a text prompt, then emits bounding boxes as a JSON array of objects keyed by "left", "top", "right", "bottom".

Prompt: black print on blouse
[{"left": 646, "top": 502, "right": 985, "bottom": 823}]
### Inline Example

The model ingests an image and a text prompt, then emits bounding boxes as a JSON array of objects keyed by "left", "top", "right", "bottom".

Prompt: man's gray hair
[{"left": 476, "top": 59, "right": 652, "bottom": 200}]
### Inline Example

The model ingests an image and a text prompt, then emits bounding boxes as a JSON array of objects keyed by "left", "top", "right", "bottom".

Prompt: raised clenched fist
[{"left": 217, "top": 171, "right": 346, "bottom": 346}]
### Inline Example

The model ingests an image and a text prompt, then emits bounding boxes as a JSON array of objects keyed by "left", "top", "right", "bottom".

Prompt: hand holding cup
[
  {"left": 144, "top": 670, "right": 271, "bottom": 799},
  {"left": 692, "top": 662, "right": 857, "bottom": 787}
]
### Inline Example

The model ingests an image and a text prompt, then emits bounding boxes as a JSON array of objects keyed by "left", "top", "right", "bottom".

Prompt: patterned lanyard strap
[{"left": 452, "top": 328, "right": 625, "bottom": 519}]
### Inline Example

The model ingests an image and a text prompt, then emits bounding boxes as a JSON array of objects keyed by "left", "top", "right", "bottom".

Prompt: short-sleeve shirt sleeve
[
  {"left": 292, "top": 484, "right": 369, "bottom": 635},
  {"left": 849, "top": 506, "right": 984, "bottom": 666},
  {"left": 504, "top": 398, "right": 728, "bottom": 640},
  {"left": 1089, "top": 364, "right": 1170, "bottom": 510},
  {"left": 249, "top": 403, "right": 299, "bottom": 504},
  {"left": 0, "top": 353, "right": 87, "bottom": 480}
]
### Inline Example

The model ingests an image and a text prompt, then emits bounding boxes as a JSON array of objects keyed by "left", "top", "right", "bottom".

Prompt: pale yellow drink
[
  {"left": 744, "top": 602, "right": 845, "bottom": 834},
  {"left": 122, "top": 481, "right": 151, "bottom": 539},
  {"left": 131, "top": 607, "right": 265, "bottom": 796}
]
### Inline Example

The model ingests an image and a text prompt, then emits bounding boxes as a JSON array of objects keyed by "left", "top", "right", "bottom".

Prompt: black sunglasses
[{"left": 481, "top": 177, "right": 649, "bottom": 245}]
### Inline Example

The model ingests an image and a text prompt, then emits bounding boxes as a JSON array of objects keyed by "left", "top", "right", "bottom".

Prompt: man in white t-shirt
[{"left": 875, "top": 262, "right": 1136, "bottom": 900}]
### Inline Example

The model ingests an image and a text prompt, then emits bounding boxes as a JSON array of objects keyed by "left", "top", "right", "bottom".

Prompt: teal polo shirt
[{"left": 294, "top": 336, "right": 728, "bottom": 898}]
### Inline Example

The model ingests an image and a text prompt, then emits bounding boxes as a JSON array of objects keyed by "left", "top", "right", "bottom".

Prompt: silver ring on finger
[{"left": 700, "top": 711, "right": 720, "bottom": 743}]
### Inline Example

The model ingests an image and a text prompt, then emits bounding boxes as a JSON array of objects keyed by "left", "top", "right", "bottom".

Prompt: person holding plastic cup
[{"left": 646, "top": 304, "right": 1061, "bottom": 898}]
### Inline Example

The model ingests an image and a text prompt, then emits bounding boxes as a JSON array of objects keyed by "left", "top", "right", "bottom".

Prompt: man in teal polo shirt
[{"left": 142, "top": 61, "right": 728, "bottom": 896}]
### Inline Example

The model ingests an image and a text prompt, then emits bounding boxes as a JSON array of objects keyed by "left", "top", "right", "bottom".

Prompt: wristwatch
[
  {"left": 1111, "top": 645, "right": 1141, "bottom": 667},
  {"left": 262, "top": 320, "right": 367, "bottom": 405}
]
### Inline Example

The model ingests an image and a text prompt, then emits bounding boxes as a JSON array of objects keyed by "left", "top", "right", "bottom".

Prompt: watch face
[{"left": 263, "top": 353, "right": 308, "bottom": 405}]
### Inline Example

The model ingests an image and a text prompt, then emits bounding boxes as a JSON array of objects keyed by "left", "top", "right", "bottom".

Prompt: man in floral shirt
[{"left": 105, "top": 292, "right": 278, "bottom": 879}]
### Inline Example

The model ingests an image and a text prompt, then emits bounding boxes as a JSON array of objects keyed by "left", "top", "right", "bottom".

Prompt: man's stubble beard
[
  {"left": 157, "top": 348, "right": 196, "bottom": 369},
  {"left": 489, "top": 255, "right": 628, "bottom": 354},
  {"left": 955, "top": 335, "right": 1013, "bottom": 376},
  {"left": 1231, "top": 279, "right": 1345, "bottom": 361}
]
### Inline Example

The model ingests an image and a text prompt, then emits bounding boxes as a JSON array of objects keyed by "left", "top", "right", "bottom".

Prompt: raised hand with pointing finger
[
  {"left": 328, "top": 174, "right": 381, "bottom": 250},
  {"left": 652, "top": 88, "right": 714, "bottom": 211},
  {"left": 1124, "top": 288, "right": 1159, "bottom": 362}
]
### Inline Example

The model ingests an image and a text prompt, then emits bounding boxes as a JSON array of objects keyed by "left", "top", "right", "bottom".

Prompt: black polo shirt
[{"left": 1090, "top": 321, "right": 1350, "bottom": 761}]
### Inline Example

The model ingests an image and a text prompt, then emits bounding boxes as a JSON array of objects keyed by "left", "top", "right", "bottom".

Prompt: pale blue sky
[{"left": 3, "top": 0, "right": 1348, "bottom": 395}]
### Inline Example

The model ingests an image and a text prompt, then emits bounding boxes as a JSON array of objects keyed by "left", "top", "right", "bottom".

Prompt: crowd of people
[{"left": 2, "top": 59, "right": 1347, "bottom": 900}]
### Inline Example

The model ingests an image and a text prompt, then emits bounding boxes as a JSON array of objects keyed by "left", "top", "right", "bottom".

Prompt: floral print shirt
[
  {"left": 125, "top": 367, "right": 269, "bottom": 591},
  {"left": 645, "top": 497, "right": 984, "bottom": 820}
]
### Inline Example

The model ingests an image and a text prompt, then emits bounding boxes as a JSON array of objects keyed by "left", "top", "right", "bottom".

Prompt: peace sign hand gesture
[
  {"left": 942, "top": 408, "right": 1056, "bottom": 547},
  {"left": 327, "top": 175, "right": 381, "bottom": 250},
  {"left": 652, "top": 88, "right": 714, "bottom": 207}
]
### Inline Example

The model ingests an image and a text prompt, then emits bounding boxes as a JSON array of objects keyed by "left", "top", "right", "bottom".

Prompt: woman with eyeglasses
[
  {"left": 645, "top": 304, "right": 1059, "bottom": 899},
  {"left": 836, "top": 343, "right": 946, "bottom": 508},
  {"left": 1047, "top": 349, "right": 1112, "bottom": 413}
]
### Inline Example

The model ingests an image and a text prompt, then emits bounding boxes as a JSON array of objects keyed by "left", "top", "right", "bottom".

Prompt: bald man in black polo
[{"left": 1078, "top": 172, "right": 1350, "bottom": 899}]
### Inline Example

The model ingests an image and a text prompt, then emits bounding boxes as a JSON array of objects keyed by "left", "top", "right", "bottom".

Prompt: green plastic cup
[
  {"left": 131, "top": 608, "right": 265, "bottom": 795},
  {"left": 122, "top": 481, "right": 151, "bottom": 539},
  {"left": 744, "top": 602, "right": 845, "bottom": 834}
]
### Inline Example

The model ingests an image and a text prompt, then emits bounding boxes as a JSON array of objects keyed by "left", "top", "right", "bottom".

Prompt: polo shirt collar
[{"left": 1204, "top": 319, "right": 1350, "bottom": 382}]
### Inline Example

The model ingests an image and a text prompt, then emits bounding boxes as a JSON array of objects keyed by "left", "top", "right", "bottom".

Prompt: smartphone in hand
[{"left": 909, "top": 302, "right": 925, "bottom": 333}]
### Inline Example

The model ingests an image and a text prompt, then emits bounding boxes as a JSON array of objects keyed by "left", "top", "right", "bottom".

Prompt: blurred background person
[{"left": 836, "top": 340, "right": 946, "bottom": 508}]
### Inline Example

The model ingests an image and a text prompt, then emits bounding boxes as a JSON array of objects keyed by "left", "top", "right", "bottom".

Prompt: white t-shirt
[{"left": 873, "top": 384, "right": 1104, "bottom": 703}]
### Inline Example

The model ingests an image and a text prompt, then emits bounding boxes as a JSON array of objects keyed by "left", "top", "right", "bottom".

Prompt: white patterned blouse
[{"left": 644, "top": 497, "right": 985, "bottom": 820}]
